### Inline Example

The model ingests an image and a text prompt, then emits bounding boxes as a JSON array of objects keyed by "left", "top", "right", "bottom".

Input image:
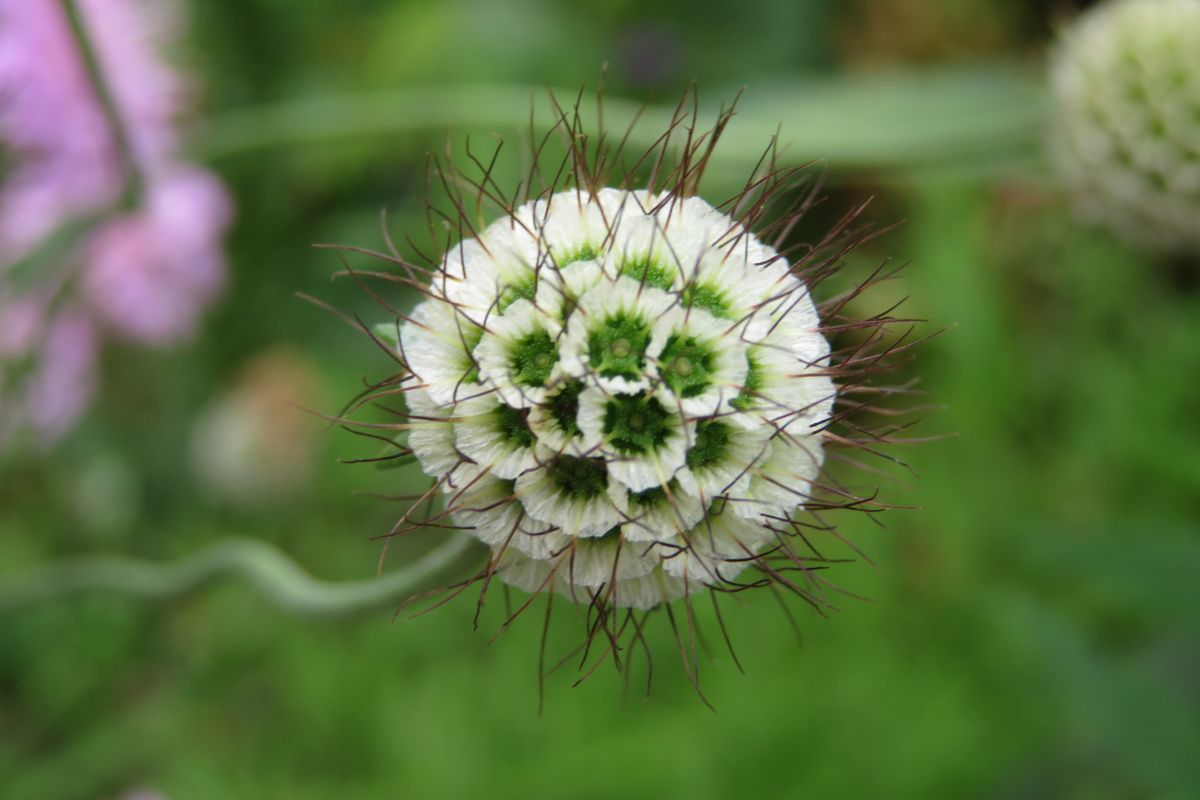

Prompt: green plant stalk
[
  {"left": 60, "top": 0, "right": 143, "bottom": 206},
  {"left": 0, "top": 534, "right": 474, "bottom": 617},
  {"left": 190, "top": 64, "right": 1045, "bottom": 176}
]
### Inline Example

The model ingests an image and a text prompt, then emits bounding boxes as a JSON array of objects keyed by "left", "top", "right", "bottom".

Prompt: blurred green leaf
[{"left": 191, "top": 63, "right": 1043, "bottom": 177}]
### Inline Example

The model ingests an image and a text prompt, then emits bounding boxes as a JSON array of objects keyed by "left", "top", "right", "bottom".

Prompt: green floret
[
  {"left": 508, "top": 329, "right": 559, "bottom": 387},
  {"left": 459, "top": 324, "right": 485, "bottom": 384},
  {"left": 586, "top": 312, "right": 653, "bottom": 381},
  {"left": 497, "top": 273, "right": 537, "bottom": 313},
  {"left": 603, "top": 393, "right": 674, "bottom": 455},
  {"left": 492, "top": 404, "right": 535, "bottom": 449},
  {"left": 546, "top": 380, "right": 584, "bottom": 438},
  {"left": 618, "top": 255, "right": 674, "bottom": 290},
  {"left": 686, "top": 419, "right": 731, "bottom": 470},
  {"left": 681, "top": 281, "right": 732, "bottom": 318},
  {"left": 730, "top": 349, "right": 763, "bottom": 412},
  {"left": 548, "top": 456, "right": 609, "bottom": 500},
  {"left": 657, "top": 333, "right": 716, "bottom": 399},
  {"left": 628, "top": 480, "right": 681, "bottom": 509},
  {"left": 558, "top": 243, "right": 599, "bottom": 266}
]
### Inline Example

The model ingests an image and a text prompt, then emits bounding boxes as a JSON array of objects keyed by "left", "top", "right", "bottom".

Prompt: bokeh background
[{"left": 3, "top": 0, "right": 1199, "bottom": 798}]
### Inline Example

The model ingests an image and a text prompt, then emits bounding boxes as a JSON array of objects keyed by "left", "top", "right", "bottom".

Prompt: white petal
[
  {"left": 491, "top": 547, "right": 556, "bottom": 594},
  {"left": 538, "top": 193, "right": 615, "bottom": 264},
  {"left": 677, "top": 417, "right": 773, "bottom": 500},
  {"left": 552, "top": 533, "right": 660, "bottom": 589},
  {"left": 617, "top": 481, "right": 706, "bottom": 542},
  {"left": 514, "top": 449, "right": 629, "bottom": 538},
  {"left": 439, "top": 226, "right": 543, "bottom": 324},
  {"left": 731, "top": 432, "right": 825, "bottom": 521},
  {"left": 594, "top": 568, "right": 687, "bottom": 609},
  {"left": 491, "top": 549, "right": 685, "bottom": 610},
  {"left": 536, "top": 258, "right": 607, "bottom": 323},
  {"left": 661, "top": 506, "right": 776, "bottom": 585},
  {"left": 399, "top": 297, "right": 484, "bottom": 405},
  {"left": 728, "top": 343, "right": 835, "bottom": 433},
  {"left": 405, "top": 387, "right": 460, "bottom": 478},
  {"left": 450, "top": 466, "right": 569, "bottom": 558},
  {"left": 449, "top": 467, "right": 522, "bottom": 544},
  {"left": 678, "top": 240, "right": 797, "bottom": 342},
  {"left": 452, "top": 392, "right": 539, "bottom": 480}
]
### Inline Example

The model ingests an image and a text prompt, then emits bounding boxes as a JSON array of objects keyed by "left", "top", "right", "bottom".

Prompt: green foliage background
[{"left": 2, "top": 1, "right": 1198, "bottom": 798}]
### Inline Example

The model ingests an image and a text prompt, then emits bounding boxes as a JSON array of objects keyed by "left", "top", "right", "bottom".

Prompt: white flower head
[
  {"left": 393, "top": 185, "right": 841, "bottom": 609},
  {"left": 339, "top": 90, "right": 923, "bottom": 688},
  {"left": 1048, "top": 0, "right": 1200, "bottom": 253}
]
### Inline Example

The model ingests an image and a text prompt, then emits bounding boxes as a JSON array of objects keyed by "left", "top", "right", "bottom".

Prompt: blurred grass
[{"left": 2, "top": 0, "right": 1199, "bottom": 798}]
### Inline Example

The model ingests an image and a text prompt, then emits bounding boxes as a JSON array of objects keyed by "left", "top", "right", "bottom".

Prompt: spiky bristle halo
[{"left": 327, "top": 87, "right": 926, "bottom": 694}]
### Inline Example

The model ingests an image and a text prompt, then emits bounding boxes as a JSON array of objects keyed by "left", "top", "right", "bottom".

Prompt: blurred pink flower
[
  {"left": 0, "top": 0, "right": 182, "bottom": 261},
  {"left": 0, "top": 303, "right": 97, "bottom": 445},
  {"left": 24, "top": 307, "right": 98, "bottom": 440},
  {"left": 0, "top": 294, "right": 47, "bottom": 356},
  {"left": 0, "top": 0, "right": 231, "bottom": 444},
  {"left": 84, "top": 166, "right": 231, "bottom": 344}
]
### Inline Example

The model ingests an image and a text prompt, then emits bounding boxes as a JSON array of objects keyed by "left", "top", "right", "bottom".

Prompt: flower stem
[
  {"left": 60, "top": 0, "right": 143, "bottom": 206},
  {"left": 0, "top": 534, "right": 474, "bottom": 617},
  {"left": 190, "top": 66, "right": 1043, "bottom": 176}
]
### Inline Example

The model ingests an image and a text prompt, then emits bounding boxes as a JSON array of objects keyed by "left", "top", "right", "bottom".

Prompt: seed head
[
  {"left": 1048, "top": 0, "right": 1200, "bottom": 253},
  {"left": 398, "top": 185, "right": 835, "bottom": 608},
  {"left": 335, "top": 90, "right": 921, "bottom": 688}
]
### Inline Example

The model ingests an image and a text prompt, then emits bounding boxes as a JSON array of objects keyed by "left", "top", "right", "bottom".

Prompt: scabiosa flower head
[
  {"left": 1048, "top": 0, "right": 1200, "bottom": 253},
  {"left": 340, "top": 92, "right": 920, "bottom": 686},
  {"left": 397, "top": 186, "right": 834, "bottom": 609}
]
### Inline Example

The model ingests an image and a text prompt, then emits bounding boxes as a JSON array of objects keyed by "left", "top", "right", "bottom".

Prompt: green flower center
[
  {"left": 492, "top": 403, "right": 535, "bottom": 449},
  {"left": 547, "top": 456, "right": 608, "bottom": 500},
  {"left": 558, "top": 243, "right": 599, "bottom": 267},
  {"left": 497, "top": 272, "right": 537, "bottom": 313},
  {"left": 686, "top": 419, "right": 731, "bottom": 470},
  {"left": 628, "top": 479, "right": 680, "bottom": 509},
  {"left": 603, "top": 393, "right": 673, "bottom": 455},
  {"left": 730, "top": 349, "right": 764, "bottom": 412},
  {"left": 587, "top": 312, "right": 652, "bottom": 381},
  {"left": 681, "top": 281, "right": 732, "bottom": 318},
  {"left": 658, "top": 333, "right": 716, "bottom": 399},
  {"left": 509, "top": 329, "right": 559, "bottom": 387},
  {"left": 546, "top": 380, "right": 584, "bottom": 438},
  {"left": 619, "top": 255, "right": 674, "bottom": 290}
]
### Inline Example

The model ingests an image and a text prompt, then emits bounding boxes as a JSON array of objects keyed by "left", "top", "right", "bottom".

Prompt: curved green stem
[{"left": 0, "top": 534, "right": 475, "bottom": 617}]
